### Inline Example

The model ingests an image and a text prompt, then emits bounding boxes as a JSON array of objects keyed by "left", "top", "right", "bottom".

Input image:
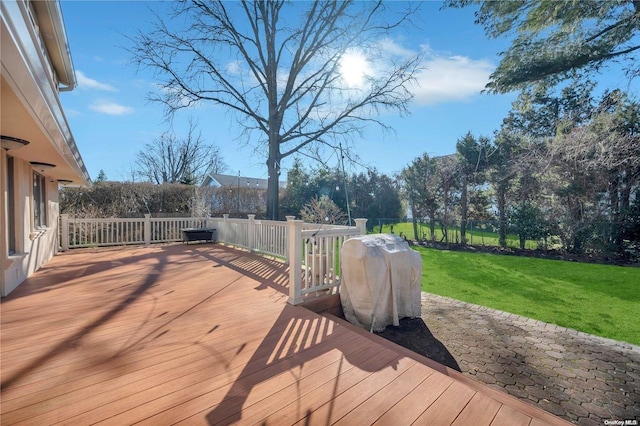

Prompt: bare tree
[
  {"left": 130, "top": 0, "right": 422, "bottom": 219},
  {"left": 300, "top": 195, "right": 347, "bottom": 225},
  {"left": 136, "top": 121, "right": 227, "bottom": 185}
]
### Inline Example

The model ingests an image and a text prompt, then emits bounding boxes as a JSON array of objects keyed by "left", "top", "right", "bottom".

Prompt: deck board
[
  {"left": 373, "top": 372, "right": 454, "bottom": 425},
  {"left": 412, "top": 381, "right": 477, "bottom": 426},
  {"left": 332, "top": 363, "right": 434, "bottom": 425},
  {"left": 213, "top": 344, "right": 381, "bottom": 426},
  {"left": 1, "top": 244, "right": 570, "bottom": 425},
  {"left": 491, "top": 405, "right": 534, "bottom": 426},
  {"left": 275, "top": 351, "right": 404, "bottom": 425},
  {"left": 294, "top": 355, "right": 418, "bottom": 424},
  {"left": 452, "top": 392, "right": 503, "bottom": 426}
]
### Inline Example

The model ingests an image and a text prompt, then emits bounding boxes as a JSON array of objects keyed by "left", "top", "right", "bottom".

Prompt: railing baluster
[{"left": 61, "top": 216, "right": 365, "bottom": 304}]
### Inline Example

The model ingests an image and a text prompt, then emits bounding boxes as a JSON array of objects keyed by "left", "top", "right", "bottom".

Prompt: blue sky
[{"left": 56, "top": 1, "right": 619, "bottom": 183}]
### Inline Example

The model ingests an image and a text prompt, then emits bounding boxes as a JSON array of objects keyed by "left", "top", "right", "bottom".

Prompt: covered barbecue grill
[{"left": 340, "top": 234, "right": 422, "bottom": 332}]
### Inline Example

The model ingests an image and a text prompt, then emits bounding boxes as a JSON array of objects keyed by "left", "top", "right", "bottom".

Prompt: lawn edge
[{"left": 422, "top": 292, "right": 640, "bottom": 352}]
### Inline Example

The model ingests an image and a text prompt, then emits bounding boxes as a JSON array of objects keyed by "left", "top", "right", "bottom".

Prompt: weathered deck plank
[{"left": 1, "top": 244, "right": 570, "bottom": 425}]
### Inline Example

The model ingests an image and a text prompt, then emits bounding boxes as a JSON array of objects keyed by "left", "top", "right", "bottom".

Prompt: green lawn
[
  {"left": 415, "top": 246, "right": 640, "bottom": 345},
  {"left": 378, "top": 222, "right": 539, "bottom": 249}
]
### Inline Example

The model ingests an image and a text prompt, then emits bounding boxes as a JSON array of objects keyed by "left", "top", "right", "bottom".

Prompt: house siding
[
  {"left": 1, "top": 0, "right": 86, "bottom": 297},
  {"left": 1, "top": 155, "right": 60, "bottom": 296}
]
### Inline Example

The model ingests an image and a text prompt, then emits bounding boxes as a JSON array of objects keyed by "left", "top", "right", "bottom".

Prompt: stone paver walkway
[{"left": 379, "top": 293, "right": 640, "bottom": 426}]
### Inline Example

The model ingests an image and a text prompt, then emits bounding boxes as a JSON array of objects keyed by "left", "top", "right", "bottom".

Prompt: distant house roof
[{"left": 202, "top": 173, "right": 286, "bottom": 190}]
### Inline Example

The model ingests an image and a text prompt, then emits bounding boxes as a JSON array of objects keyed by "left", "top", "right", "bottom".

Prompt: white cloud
[
  {"left": 372, "top": 39, "right": 495, "bottom": 106},
  {"left": 378, "top": 38, "right": 415, "bottom": 59},
  {"left": 76, "top": 71, "right": 117, "bottom": 91},
  {"left": 89, "top": 100, "right": 134, "bottom": 115},
  {"left": 411, "top": 54, "right": 494, "bottom": 105}
]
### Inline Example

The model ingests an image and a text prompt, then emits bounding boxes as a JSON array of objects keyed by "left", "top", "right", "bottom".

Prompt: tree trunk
[
  {"left": 266, "top": 125, "right": 281, "bottom": 220},
  {"left": 497, "top": 184, "right": 507, "bottom": 248},
  {"left": 266, "top": 162, "right": 280, "bottom": 220},
  {"left": 460, "top": 174, "right": 468, "bottom": 245},
  {"left": 617, "top": 173, "right": 632, "bottom": 255},
  {"left": 443, "top": 186, "right": 450, "bottom": 244},
  {"left": 569, "top": 197, "right": 584, "bottom": 254},
  {"left": 610, "top": 175, "right": 621, "bottom": 251},
  {"left": 430, "top": 219, "right": 435, "bottom": 242},
  {"left": 266, "top": 136, "right": 281, "bottom": 221},
  {"left": 426, "top": 208, "right": 436, "bottom": 241},
  {"left": 410, "top": 199, "right": 418, "bottom": 242}
]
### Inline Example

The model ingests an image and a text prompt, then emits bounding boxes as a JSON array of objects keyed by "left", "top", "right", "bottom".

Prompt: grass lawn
[
  {"left": 378, "top": 222, "right": 539, "bottom": 249},
  {"left": 416, "top": 246, "right": 640, "bottom": 345}
]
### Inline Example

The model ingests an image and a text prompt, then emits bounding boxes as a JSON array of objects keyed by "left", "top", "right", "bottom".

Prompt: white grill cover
[{"left": 340, "top": 234, "right": 422, "bottom": 332}]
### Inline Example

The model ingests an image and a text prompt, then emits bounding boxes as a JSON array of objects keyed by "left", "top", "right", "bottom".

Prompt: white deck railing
[
  {"left": 60, "top": 214, "right": 367, "bottom": 305},
  {"left": 288, "top": 220, "right": 366, "bottom": 304},
  {"left": 60, "top": 215, "right": 210, "bottom": 248}
]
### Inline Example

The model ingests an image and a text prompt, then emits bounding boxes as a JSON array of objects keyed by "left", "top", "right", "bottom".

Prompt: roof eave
[{"left": 31, "top": 0, "right": 76, "bottom": 91}]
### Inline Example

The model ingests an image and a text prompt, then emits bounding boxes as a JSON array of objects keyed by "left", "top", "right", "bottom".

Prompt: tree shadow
[
  {"left": 204, "top": 304, "right": 401, "bottom": 425},
  {"left": 376, "top": 317, "right": 461, "bottom": 372},
  {"left": 2, "top": 244, "right": 460, "bottom": 424},
  {"left": 0, "top": 249, "right": 169, "bottom": 390},
  {"left": 2, "top": 246, "right": 167, "bottom": 301},
  {"left": 190, "top": 246, "right": 461, "bottom": 424},
  {"left": 185, "top": 244, "right": 290, "bottom": 296}
]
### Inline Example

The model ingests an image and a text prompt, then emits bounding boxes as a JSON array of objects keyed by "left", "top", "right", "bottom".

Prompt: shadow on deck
[{"left": 1, "top": 244, "right": 569, "bottom": 425}]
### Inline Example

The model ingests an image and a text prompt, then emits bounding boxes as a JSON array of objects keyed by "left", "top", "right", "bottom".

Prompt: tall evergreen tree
[
  {"left": 456, "top": 132, "right": 490, "bottom": 244},
  {"left": 401, "top": 153, "right": 439, "bottom": 241},
  {"left": 448, "top": 0, "right": 640, "bottom": 92}
]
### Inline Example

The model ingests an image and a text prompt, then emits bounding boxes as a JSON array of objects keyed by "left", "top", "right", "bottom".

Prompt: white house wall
[
  {"left": 1, "top": 0, "right": 87, "bottom": 296},
  {"left": 1, "top": 154, "right": 60, "bottom": 296}
]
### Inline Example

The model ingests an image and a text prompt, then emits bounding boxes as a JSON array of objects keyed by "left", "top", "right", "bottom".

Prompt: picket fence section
[{"left": 59, "top": 214, "right": 367, "bottom": 305}]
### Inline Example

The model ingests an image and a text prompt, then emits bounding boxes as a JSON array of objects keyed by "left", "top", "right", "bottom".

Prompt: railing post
[
  {"left": 287, "top": 217, "right": 303, "bottom": 305},
  {"left": 144, "top": 214, "right": 151, "bottom": 245},
  {"left": 285, "top": 216, "right": 295, "bottom": 263},
  {"left": 61, "top": 214, "right": 69, "bottom": 251},
  {"left": 247, "top": 214, "right": 255, "bottom": 252},
  {"left": 355, "top": 218, "right": 367, "bottom": 235},
  {"left": 222, "top": 214, "right": 229, "bottom": 244}
]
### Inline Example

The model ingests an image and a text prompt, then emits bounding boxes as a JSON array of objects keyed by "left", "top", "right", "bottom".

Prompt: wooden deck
[{"left": 1, "top": 244, "right": 570, "bottom": 425}]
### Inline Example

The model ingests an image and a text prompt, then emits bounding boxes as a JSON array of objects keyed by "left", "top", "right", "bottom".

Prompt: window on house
[
  {"left": 8, "top": 156, "right": 15, "bottom": 254},
  {"left": 33, "top": 171, "right": 46, "bottom": 228}
]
